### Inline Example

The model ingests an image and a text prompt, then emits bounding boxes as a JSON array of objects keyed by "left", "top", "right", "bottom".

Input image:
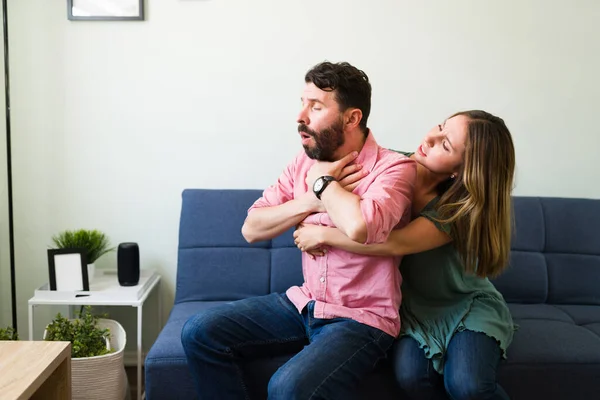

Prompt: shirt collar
[{"left": 354, "top": 129, "right": 378, "bottom": 172}]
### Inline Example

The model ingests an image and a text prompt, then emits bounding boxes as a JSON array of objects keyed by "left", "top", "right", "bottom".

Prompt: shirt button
[{"left": 320, "top": 277, "right": 325, "bottom": 283}]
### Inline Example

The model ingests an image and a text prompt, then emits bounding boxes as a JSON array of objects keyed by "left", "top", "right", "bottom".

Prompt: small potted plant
[
  {"left": 44, "top": 307, "right": 111, "bottom": 357},
  {"left": 44, "top": 306, "right": 127, "bottom": 400},
  {"left": 50, "top": 229, "right": 115, "bottom": 281},
  {"left": 0, "top": 326, "right": 18, "bottom": 340}
]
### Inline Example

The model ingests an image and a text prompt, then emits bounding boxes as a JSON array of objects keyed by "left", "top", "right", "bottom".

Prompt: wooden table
[{"left": 0, "top": 341, "right": 71, "bottom": 400}]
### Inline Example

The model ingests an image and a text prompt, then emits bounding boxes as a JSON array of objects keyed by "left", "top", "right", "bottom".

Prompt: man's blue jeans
[
  {"left": 181, "top": 293, "right": 394, "bottom": 400},
  {"left": 393, "top": 330, "right": 510, "bottom": 400}
]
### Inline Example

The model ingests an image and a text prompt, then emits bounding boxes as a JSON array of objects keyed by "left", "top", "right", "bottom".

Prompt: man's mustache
[{"left": 298, "top": 124, "right": 316, "bottom": 137}]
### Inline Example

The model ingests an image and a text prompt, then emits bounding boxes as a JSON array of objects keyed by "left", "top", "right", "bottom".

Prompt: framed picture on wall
[
  {"left": 47, "top": 248, "right": 90, "bottom": 291},
  {"left": 67, "top": 0, "right": 145, "bottom": 21}
]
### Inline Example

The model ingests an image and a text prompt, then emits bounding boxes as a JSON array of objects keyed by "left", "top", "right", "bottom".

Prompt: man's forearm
[
  {"left": 242, "top": 193, "right": 319, "bottom": 243},
  {"left": 320, "top": 182, "right": 367, "bottom": 243}
]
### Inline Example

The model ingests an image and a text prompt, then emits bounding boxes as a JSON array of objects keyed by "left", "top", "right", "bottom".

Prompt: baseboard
[{"left": 124, "top": 350, "right": 147, "bottom": 367}]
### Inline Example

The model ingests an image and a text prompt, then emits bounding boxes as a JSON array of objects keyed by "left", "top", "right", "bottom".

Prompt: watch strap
[{"left": 315, "top": 175, "right": 337, "bottom": 199}]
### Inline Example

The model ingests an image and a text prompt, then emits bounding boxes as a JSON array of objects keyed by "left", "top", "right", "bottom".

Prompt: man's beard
[{"left": 298, "top": 119, "right": 345, "bottom": 162}]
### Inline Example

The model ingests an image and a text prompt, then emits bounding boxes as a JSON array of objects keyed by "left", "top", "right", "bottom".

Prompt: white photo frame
[
  {"left": 67, "top": 0, "right": 145, "bottom": 21},
  {"left": 48, "top": 248, "right": 90, "bottom": 291}
]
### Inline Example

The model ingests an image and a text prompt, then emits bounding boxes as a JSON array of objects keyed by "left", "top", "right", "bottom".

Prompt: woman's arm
[{"left": 293, "top": 217, "right": 452, "bottom": 256}]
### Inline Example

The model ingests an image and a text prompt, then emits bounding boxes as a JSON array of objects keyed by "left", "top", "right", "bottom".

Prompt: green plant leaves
[
  {"left": 0, "top": 326, "right": 18, "bottom": 340},
  {"left": 44, "top": 305, "right": 112, "bottom": 358},
  {"left": 50, "top": 229, "right": 115, "bottom": 263}
]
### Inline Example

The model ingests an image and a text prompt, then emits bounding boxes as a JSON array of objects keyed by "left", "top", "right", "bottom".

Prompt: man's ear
[{"left": 345, "top": 108, "right": 363, "bottom": 130}]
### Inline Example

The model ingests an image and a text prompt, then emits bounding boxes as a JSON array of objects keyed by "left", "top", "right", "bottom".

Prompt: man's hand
[
  {"left": 339, "top": 162, "right": 368, "bottom": 192},
  {"left": 305, "top": 151, "right": 360, "bottom": 189}
]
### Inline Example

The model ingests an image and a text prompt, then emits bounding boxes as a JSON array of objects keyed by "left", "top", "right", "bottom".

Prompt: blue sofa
[{"left": 145, "top": 189, "right": 600, "bottom": 400}]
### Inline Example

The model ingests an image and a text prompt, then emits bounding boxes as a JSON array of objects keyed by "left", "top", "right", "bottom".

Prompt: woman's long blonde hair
[{"left": 436, "top": 110, "right": 515, "bottom": 278}]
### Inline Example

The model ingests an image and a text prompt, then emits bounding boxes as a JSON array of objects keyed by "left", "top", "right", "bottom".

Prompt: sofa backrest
[
  {"left": 175, "top": 189, "right": 600, "bottom": 306},
  {"left": 175, "top": 189, "right": 301, "bottom": 304},
  {"left": 492, "top": 196, "right": 600, "bottom": 305}
]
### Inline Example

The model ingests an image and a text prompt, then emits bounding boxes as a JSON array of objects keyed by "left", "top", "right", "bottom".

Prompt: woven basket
[{"left": 45, "top": 318, "right": 128, "bottom": 400}]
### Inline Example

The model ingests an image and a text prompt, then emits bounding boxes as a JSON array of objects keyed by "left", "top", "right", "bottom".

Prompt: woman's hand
[{"left": 293, "top": 224, "right": 332, "bottom": 258}]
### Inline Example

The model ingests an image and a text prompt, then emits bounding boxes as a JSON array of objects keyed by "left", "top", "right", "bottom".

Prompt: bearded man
[{"left": 182, "top": 61, "right": 416, "bottom": 400}]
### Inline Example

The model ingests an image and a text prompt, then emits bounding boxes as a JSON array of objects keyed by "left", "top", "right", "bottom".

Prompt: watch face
[{"left": 314, "top": 178, "right": 324, "bottom": 192}]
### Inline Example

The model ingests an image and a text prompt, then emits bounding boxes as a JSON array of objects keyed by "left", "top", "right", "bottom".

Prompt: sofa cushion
[
  {"left": 492, "top": 251, "right": 548, "bottom": 303},
  {"left": 554, "top": 305, "right": 600, "bottom": 326},
  {"left": 493, "top": 197, "right": 600, "bottom": 306},
  {"left": 270, "top": 247, "right": 303, "bottom": 293},
  {"left": 542, "top": 197, "right": 600, "bottom": 255},
  {"left": 510, "top": 197, "right": 545, "bottom": 252},
  {"left": 507, "top": 319, "right": 600, "bottom": 364},
  {"left": 586, "top": 323, "right": 600, "bottom": 337},
  {"left": 178, "top": 189, "right": 269, "bottom": 249},
  {"left": 497, "top": 304, "right": 600, "bottom": 399},
  {"left": 506, "top": 304, "right": 600, "bottom": 364},
  {"left": 546, "top": 254, "right": 600, "bottom": 305},
  {"left": 272, "top": 226, "right": 296, "bottom": 248},
  {"left": 507, "top": 303, "right": 574, "bottom": 323},
  {"left": 176, "top": 190, "right": 306, "bottom": 304},
  {"left": 177, "top": 248, "right": 272, "bottom": 302}
]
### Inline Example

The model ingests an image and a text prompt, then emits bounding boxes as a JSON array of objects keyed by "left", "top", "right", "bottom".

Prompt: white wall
[{"left": 3, "top": 0, "right": 599, "bottom": 354}]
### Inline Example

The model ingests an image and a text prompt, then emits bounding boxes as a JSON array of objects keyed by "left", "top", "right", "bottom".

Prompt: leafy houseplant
[
  {"left": 43, "top": 306, "right": 128, "bottom": 399},
  {"left": 51, "top": 229, "right": 115, "bottom": 264},
  {"left": 0, "top": 326, "right": 18, "bottom": 340},
  {"left": 44, "top": 305, "right": 111, "bottom": 358}
]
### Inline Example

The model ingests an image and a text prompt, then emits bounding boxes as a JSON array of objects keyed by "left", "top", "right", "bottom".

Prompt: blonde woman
[{"left": 294, "top": 110, "right": 516, "bottom": 400}]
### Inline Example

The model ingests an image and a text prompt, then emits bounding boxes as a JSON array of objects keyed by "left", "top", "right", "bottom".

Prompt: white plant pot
[{"left": 44, "top": 318, "right": 128, "bottom": 400}]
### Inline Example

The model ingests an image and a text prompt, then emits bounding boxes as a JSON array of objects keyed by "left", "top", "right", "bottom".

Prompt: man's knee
[
  {"left": 268, "top": 363, "right": 319, "bottom": 400},
  {"left": 268, "top": 366, "right": 302, "bottom": 400},
  {"left": 181, "top": 308, "right": 225, "bottom": 352}
]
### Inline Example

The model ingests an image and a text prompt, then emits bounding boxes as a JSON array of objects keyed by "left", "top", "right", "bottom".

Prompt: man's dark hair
[{"left": 305, "top": 61, "right": 371, "bottom": 136}]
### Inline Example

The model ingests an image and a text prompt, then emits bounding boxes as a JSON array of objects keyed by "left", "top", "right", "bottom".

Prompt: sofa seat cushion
[
  {"left": 506, "top": 304, "right": 600, "bottom": 364},
  {"left": 507, "top": 303, "right": 575, "bottom": 322},
  {"left": 554, "top": 304, "right": 600, "bottom": 326},
  {"left": 496, "top": 304, "right": 600, "bottom": 400}
]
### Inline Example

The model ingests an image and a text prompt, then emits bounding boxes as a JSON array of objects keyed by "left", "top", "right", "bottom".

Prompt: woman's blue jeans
[
  {"left": 181, "top": 293, "right": 394, "bottom": 400},
  {"left": 393, "top": 330, "right": 510, "bottom": 400}
]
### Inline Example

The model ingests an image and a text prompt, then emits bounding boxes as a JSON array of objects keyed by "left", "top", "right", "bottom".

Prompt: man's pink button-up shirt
[{"left": 248, "top": 132, "right": 416, "bottom": 337}]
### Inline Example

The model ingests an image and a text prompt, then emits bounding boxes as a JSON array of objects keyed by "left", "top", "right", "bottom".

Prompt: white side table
[{"left": 28, "top": 269, "right": 162, "bottom": 400}]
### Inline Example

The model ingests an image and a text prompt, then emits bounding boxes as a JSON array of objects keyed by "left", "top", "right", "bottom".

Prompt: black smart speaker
[{"left": 118, "top": 242, "right": 140, "bottom": 286}]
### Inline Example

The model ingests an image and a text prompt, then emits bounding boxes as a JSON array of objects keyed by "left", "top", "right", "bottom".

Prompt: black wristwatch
[{"left": 313, "top": 176, "right": 337, "bottom": 199}]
